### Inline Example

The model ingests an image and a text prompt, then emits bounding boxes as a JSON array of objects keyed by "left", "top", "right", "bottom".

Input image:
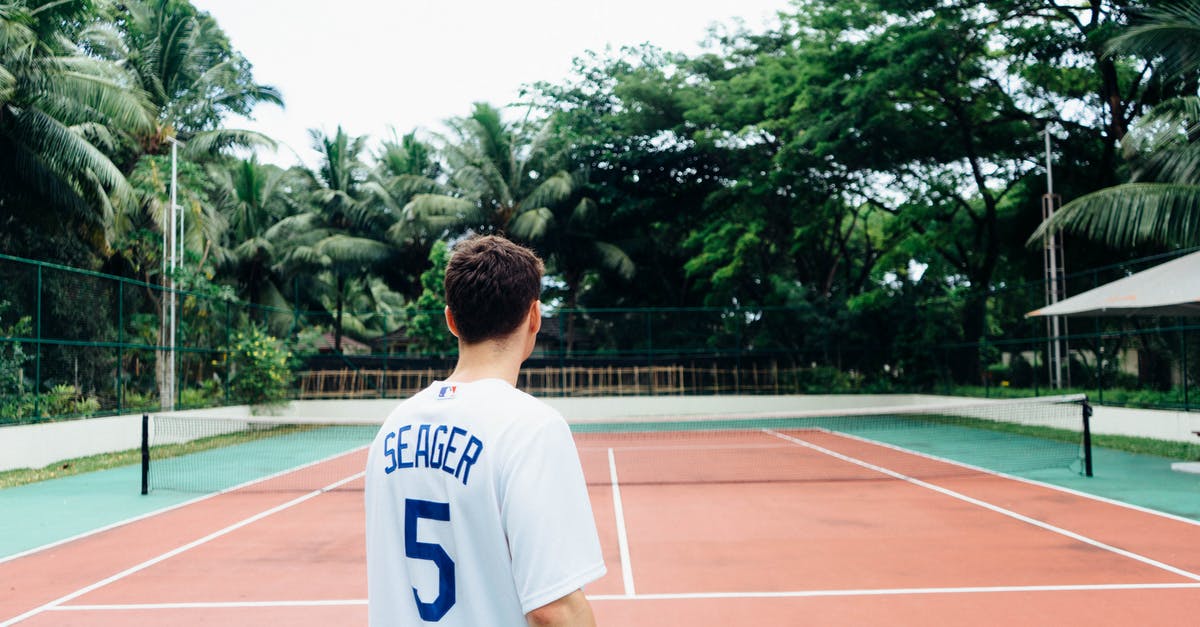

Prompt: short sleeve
[{"left": 501, "top": 417, "right": 606, "bottom": 613}]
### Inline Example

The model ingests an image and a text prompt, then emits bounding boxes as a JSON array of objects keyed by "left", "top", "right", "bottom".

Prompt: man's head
[{"left": 444, "top": 234, "right": 544, "bottom": 345}]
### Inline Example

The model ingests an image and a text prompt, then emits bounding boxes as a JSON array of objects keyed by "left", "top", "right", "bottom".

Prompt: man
[{"left": 366, "top": 235, "right": 605, "bottom": 626}]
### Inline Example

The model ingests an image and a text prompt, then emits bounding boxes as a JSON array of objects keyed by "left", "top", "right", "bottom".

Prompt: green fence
[
  {"left": 1, "top": 249, "right": 1197, "bottom": 425},
  {"left": 0, "top": 253, "right": 286, "bottom": 422}
]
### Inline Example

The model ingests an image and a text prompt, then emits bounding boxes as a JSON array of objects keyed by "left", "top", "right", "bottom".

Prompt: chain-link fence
[{"left": 2, "top": 249, "right": 1197, "bottom": 425}]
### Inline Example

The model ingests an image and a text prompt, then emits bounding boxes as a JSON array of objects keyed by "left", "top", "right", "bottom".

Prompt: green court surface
[
  {"left": 3, "top": 432, "right": 1200, "bottom": 561},
  {"left": 0, "top": 465, "right": 198, "bottom": 560}
]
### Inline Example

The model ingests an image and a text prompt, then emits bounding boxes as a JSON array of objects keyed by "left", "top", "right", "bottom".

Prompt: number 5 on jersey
[{"left": 405, "top": 498, "right": 455, "bottom": 621}]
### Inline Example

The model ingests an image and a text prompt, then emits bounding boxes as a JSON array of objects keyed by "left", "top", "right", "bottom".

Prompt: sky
[{"left": 190, "top": 0, "right": 792, "bottom": 167}]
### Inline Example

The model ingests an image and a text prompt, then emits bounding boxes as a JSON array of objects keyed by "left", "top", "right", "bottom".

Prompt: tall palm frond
[
  {"left": 1, "top": 1, "right": 152, "bottom": 229},
  {"left": 1123, "top": 96, "right": 1200, "bottom": 183},
  {"left": 1106, "top": 1, "right": 1200, "bottom": 79},
  {"left": 1030, "top": 183, "right": 1200, "bottom": 248},
  {"left": 182, "top": 128, "right": 277, "bottom": 158}
]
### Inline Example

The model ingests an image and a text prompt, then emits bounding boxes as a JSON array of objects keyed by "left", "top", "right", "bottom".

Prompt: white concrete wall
[
  {"left": 1089, "top": 404, "right": 1200, "bottom": 443},
  {"left": 2, "top": 395, "right": 1197, "bottom": 472}
]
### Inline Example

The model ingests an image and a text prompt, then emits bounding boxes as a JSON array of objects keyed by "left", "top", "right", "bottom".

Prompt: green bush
[
  {"left": 180, "top": 378, "right": 223, "bottom": 408},
  {"left": 228, "top": 325, "right": 292, "bottom": 406},
  {"left": 41, "top": 384, "right": 101, "bottom": 418},
  {"left": 0, "top": 301, "right": 33, "bottom": 410},
  {"left": 120, "top": 388, "right": 157, "bottom": 412},
  {"left": 404, "top": 240, "right": 456, "bottom": 356}
]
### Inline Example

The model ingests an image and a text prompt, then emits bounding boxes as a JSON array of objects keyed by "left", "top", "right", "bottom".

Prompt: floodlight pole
[
  {"left": 1042, "top": 126, "right": 1067, "bottom": 389},
  {"left": 165, "top": 136, "right": 185, "bottom": 411}
]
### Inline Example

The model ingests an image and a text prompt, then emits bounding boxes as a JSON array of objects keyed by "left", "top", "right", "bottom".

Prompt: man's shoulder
[
  {"left": 472, "top": 382, "right": 563, "bottom": 425},
  {"left": 382, "top": 380, "right": 563, "bottom": 426}
]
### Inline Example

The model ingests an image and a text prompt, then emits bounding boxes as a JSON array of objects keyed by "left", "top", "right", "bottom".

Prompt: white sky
[{"left": 190, "top": 0, "right": 791, "bottom": 167}]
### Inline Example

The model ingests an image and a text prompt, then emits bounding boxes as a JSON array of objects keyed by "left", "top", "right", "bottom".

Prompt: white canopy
[{"left": 1028, "top": 249, "right": 1200, "bottom": 317}]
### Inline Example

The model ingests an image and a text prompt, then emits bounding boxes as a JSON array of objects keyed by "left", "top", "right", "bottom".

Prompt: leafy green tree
[
  {"left": 0, "top": 300, "right": 34, "bottom": 421},
  {"left": 532, "top": 46, "right": 727, "bottom": 310},
  {"left": 403, "top": 240, "right": 455, "bottom": 355}
]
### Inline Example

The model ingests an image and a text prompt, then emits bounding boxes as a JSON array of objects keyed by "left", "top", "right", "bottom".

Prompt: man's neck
[{"left": 445, "top": 339, "right": 526, "bottom": 387}]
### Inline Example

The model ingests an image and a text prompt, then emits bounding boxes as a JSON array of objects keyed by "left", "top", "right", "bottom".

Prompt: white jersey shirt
[{"left": 365, "top": 379, "right": 606, "bottom": 626}]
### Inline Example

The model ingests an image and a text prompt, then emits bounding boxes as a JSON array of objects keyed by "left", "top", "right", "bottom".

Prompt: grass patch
[
  {"left": 1092, "top": 433, "right": 1200, "bottom": 460},
  {"left": 0, "top": 449, "right": 142, "bottom": 489},
  {"left": 0, "top": 423, "right": 316, "bottom": 490}
]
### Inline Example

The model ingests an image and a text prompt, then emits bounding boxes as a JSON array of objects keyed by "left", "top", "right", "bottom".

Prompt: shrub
[
  {"left": 228, "top": 325, "right": 292, "bottom": 406},
  {"left": 180, "top": 378, "right": 223, "bottom": 408},
  {"left": 42, "top": 384, "right": 101, "bottom": 418}
]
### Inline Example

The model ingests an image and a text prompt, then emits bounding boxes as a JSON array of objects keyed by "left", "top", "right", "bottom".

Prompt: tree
[
  {"left": 368, "top": 130, "right": 449, "bottom": 298},
  {"left": 0, "top": 0, "right": 151, "bottom": 257},
  {"left": 207, "top": 156, "right": 305, "bottom": 314},
  {"left": 532, "top": 46, "right": 728, "bottom": 310},
  {"left": 82, "top": 0, "right": 281, "bottom": 284},
  {"left": 403, "top": 240, "right": 455, "bottom": 355},
  {"left": 1033, "top": 1, "right": 1200, "bottom": 249},
  {"left": 83, "top": 0, "right": 282, "bottom": 162},
  {"left": 404, "top": 102, "right": 576, "bottom": 236},
  {"left": 275, "top": 127, "right": 402, "bottom": 351}
]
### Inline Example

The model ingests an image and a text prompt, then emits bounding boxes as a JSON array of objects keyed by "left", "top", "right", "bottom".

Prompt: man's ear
[
  {"left": 528, "top": 300, "right": 542, "bottom": 335},
  {"left": 444, "top": 306, "right": 460, "bottom": 338}
]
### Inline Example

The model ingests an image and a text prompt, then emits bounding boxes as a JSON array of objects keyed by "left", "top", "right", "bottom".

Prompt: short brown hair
[{"left": 444, "top": 235, "right": 544, "bottom": 344}]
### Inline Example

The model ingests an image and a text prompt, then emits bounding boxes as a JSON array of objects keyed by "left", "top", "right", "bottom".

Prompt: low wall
[
  {"left": 0, "top": 400, "right": 405, "bottom": 472},
  {"left": 1, "top": 395, "right": 1197, "bottom": 472}
]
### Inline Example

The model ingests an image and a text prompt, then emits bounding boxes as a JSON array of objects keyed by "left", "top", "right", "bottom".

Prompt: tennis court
[{"left": 3, "top": 395, "right": 1200, "bottom": 625}]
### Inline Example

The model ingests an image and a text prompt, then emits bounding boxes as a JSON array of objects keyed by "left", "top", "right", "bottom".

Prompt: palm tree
[
  {"left": 83, "top": 0, "right": 282, "bottom": 161},
  {"left": 0, "top": 0, "right": 151, "bottom": 237},
  {"left": 522, "top": 180, "right": 635, "bottom": 353},
  {"left": 407, "top": 103, "right": 635, "bottom": 348},
  {"left": 82, "top": 0, "right": 282, "bottom": 276},
  {"left": 275, "top": 127, "right": 402, "bottom": 351},
  {"left": 369, "top": 130, "right": 448, "bottom": 242},
  {"left": 1032, "top": 2, "right": 1200, "bottom": 248},
  {"left": 403, "top": 102, "right": 576, "bottom": 236},
  {"left": 207, "top": 156, "right": 304, "bottom": 312}
]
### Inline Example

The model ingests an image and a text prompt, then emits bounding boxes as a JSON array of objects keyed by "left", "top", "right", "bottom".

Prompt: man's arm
[{"left": 526, "top": 589, "right": 596, "bottom": 627}]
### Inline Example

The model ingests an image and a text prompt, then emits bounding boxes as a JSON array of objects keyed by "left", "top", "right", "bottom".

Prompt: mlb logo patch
[{"left": 437, "top": 385, "right": 458, "bottom": 399}]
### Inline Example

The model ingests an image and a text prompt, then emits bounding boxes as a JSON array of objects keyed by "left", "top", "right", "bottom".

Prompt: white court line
[
  {"left": 765, "top": 429, "right": 1200, "bottom": 582},
  {"left": 0, "top": 444, "right": 370, "bottom": 566},
  {"left": 823, "top": 427, "right": 1200, "bottom": 529},
  {"left": 608, "top": 448, "right": 636, "bottom": 596},
  {"left": 51, "top": 599, "right": 368, "bottom": 611},
  {"left": 588, "top": 582, "right": 1200, "bottom": 601},
  {"left": 46, "top": 582, "right": 1200, "bottom": 612},
  {"left": 1, "top": 471, "right": 364, "bottom": 627},
  {"left": 578, "top": 443, "right": 791, "bottom": 452}
]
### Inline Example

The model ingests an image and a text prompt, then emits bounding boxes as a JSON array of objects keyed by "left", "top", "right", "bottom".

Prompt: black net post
[
  {"left": 141, "top": 413, "right": 150, "bottom": 494},
  {"left": 1081, "top": 400, "right": 1093, "bottom": 477}
]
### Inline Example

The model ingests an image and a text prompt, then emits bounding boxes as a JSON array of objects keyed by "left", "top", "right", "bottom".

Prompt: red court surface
[{"left": 3, "top": 429, "right": 1200, "bottom": 626}]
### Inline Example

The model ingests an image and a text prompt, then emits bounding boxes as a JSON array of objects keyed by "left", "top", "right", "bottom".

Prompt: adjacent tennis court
[{"left": 3, "top": 395, "right": 1200, "bottom": 625}]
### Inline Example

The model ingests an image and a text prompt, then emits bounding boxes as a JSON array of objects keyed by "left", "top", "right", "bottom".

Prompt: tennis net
[{"left": 139, "top": 394, "right": 1092, "bottom": 494}]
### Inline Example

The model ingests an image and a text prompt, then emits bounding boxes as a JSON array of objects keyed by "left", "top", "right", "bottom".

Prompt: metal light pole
[
  {"left": 1042, "top": 127, "right": 1067, "bottom": 389},
  {"left": 163, "top": 136, "right": 185, "bottom": 411}
]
